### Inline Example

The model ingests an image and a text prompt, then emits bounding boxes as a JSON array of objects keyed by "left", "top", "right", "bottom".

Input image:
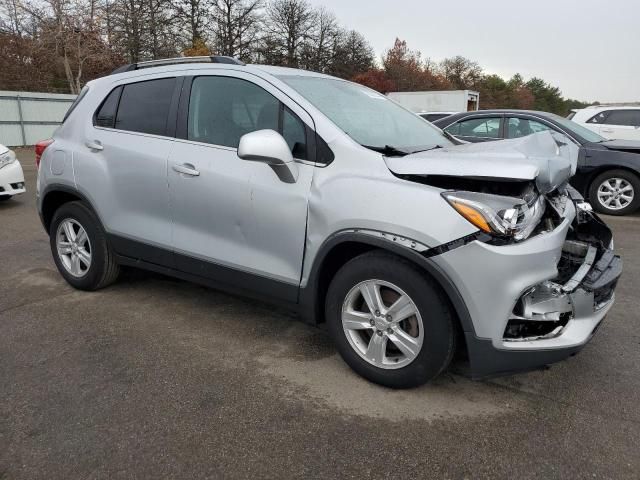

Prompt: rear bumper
[
  {"left": 0, "top": 161, "right": 26, "bottom": 197},
  {"left": 431, "top": 200, "right": 622, "bottom": 378}
]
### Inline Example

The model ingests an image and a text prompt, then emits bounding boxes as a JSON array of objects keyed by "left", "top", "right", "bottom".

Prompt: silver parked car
[{"left": 36, "top": 57, "right": 622, "bottom": 388}]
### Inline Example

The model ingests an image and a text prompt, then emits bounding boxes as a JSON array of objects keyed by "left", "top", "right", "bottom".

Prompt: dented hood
[{"left": 385, "top": 131, "right": 578, "bottom": 194}]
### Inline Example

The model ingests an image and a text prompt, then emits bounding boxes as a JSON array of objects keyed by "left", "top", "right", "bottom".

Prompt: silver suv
[{"left": 36, "top": 56, "right": 622, "bottom": 388}]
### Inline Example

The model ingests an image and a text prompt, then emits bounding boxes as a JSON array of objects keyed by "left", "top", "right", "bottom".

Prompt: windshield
[
  {"left": 547, "top": 113, "right": 606, "bottom": 143},
  {"left": 278, "top": 75, "right": 452, "bottom": 153}
]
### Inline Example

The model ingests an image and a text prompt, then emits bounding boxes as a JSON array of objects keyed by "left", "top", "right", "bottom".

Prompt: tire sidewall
[
  {"left": 326, "top": 252, "right": 454, "bottom": 388},
  {"left": 49, "top": 202, "right": 109, "bottom": 290},
  {"left": 589, "top": 170, "right": 640, "bottom": 216}
]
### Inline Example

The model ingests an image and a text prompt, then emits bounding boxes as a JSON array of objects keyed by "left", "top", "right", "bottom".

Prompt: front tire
[
  {"left": 325, "top": 251, "right": 456, "bottom": 388},
  {"left": 589, "top": 170, "right": 640, "bottom": 216},
  {"left": 50, "top": 201, "right": 120, "bottom": 290}
]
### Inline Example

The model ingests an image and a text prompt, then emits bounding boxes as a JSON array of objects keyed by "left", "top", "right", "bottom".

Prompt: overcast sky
[{"left": 313, "top": 0, "right": 639, "bottom": 103}]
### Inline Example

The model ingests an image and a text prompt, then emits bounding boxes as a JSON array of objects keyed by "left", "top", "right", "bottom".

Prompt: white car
[
  {"left": 570, "top": 106, "right": 640, "bottom": 141},
  {"left": 0, "top": 144, "right": 26, "bottom": 201}
]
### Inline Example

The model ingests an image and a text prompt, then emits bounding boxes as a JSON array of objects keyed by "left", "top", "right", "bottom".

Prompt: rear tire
[
  {"left": 325, "top": 250, "right": 456, "bottom": 388},
  {"left": 589, "top": 169, "right": 640, "bottom": 216},
  {"left": 50, "top": 201, "right": 120, "bottom": 290}
]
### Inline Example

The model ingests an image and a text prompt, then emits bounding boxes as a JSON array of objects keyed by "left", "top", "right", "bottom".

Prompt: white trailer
[{"left": 387, "top": 90, "right": 480, "bottom": 114}]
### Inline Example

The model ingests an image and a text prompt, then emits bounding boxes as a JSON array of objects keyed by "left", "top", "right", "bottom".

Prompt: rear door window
[
  {"left": 446, "top": 117, "right": 502, "bottom": 139},
  {"left": 601, "top": 110, "right": 640, "bottom": 127},
  {"left": 115, "top": 78, "right": 176, "bottom": 135},
  {"left": 506, "top": 117, "right": 554, "bottom": 138}
]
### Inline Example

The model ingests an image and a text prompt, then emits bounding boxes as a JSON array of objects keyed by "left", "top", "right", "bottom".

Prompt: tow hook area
[{"left": 504, "top": 238, "right": 621, "bottom": 342}]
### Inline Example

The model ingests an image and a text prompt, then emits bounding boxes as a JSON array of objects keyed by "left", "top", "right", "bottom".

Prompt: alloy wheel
[
  {"left": 56, "top": 218, "right": 92, "bottom": 277},
  {"left": 597, "top": 177, "right": 634, "bottom": 211},
  {"left": 341, "top": 279, "right": 424, "bottom": 370}
]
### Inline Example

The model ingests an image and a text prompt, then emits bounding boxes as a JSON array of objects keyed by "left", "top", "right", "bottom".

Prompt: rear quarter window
[
  {"left": 115, "top": 78, "right": 176, "bottom": 135},
  {"left": 62, "top": 86, "right": 89, "bottom": 123}
]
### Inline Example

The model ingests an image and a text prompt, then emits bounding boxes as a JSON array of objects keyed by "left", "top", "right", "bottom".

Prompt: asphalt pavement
[{"left": 1, "top": 149, "right": 639, "bottom": 479}]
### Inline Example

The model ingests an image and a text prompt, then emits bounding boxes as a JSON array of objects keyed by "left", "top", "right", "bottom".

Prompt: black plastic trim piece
[
  {"left": 299, "top": 230, "right": 476, "bottom": 334},
  {"left": 422, "top": 232, "right": 491, "bottom": 258},
  {"left": 108, "top": 235, "right": 172, "bottom": 269},
  {"left": 166, "top": 76, "right": 185, "bottom": 138},
  {"left": 39, "top": 185, "right": 101, "bottom": 232},
  {"left": 175, "top": 75, "right": 193, "bottom": 140},
  {"left": 109, "top": 234, "right": 299, "bottom": 305},
  {"left": 462, "top": 333, "right": 588, "bottom": 379}
]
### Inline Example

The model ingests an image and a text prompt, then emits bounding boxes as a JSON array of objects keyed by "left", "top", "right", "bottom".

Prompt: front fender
[{"left": 298, "top": 229, "right": 476, "bottom": 337}]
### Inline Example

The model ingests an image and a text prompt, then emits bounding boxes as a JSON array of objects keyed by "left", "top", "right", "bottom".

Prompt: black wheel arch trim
[
  {"left": 39, "top": 184, "right": 103, "bottom": 233},
  {"left": 299, "top": 230, "right": 477, "bottom": 337}
]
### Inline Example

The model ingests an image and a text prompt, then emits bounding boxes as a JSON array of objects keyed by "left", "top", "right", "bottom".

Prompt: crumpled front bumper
[
  {"left": 0, "top": 161, "right": 26, "bottom": 197},
  {"left": 430, "top": 199, "right": 622, "bottom": 378}
]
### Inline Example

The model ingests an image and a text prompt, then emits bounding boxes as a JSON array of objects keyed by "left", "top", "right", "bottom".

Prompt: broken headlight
[{"left": 442, "top": 190, "right": 546, "bottom": 241}]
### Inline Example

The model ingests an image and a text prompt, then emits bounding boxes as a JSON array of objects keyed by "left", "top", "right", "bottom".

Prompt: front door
[{"left": 168, "top": 72, "right": 314, "bottom": 302}]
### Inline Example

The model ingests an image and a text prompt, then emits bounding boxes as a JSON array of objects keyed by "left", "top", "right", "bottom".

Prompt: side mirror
[{"left": 238, "top": 129, "right": 298, "bottom": 183}]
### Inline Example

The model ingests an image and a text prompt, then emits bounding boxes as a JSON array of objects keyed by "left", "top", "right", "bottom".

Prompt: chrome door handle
[
  {"left": 85, "top": 140, "right": 103, "bottom": 151},
  {"left": 172, "top": 163, "right": 200, "bottom": 176}
]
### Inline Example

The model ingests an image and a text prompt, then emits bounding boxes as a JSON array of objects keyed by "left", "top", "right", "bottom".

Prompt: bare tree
[
  {"left": 0, "top": 0, "right": 27, "bottom": 34},
  {"left": 300, "top": 6, "right": 336, "bottom": 72},
  {"left": 172, "top": 0, "right": 211, "bottom": 49},
  {"left": 211, "top": 0, "right": 261, "bottom": 60},
  {"left": 261, "top": 0, "right": 314, "bottom": 67}
]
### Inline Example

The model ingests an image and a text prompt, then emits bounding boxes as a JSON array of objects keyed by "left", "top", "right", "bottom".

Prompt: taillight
[{"left": 35, "top": 139, "right": 53, "bottom": 168}]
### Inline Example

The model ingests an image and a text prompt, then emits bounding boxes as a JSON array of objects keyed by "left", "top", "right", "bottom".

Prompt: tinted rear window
[
  {"left": 603, "top": 110, "right": 640, "bottom": 127},
  {"left": 115, "top": 78, "right": 176, "bottom": 135}
]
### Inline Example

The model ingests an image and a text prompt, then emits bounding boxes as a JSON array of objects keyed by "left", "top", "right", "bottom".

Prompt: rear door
[
  {"left": 167, "top": 71, "right": 314, "bottom": 302},
  {"left": 597, "top": 110, "right": 640, "bottom": 140},
  {"left": 74, "top": 76, "right": 181, "bottom": 264},
  {"left": 443, "top": 115, "right": 504, "bottom": 142}
]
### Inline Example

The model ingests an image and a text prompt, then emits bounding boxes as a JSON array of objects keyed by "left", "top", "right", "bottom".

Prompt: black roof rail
[{"left": 110, "top": 56, "right": 245, "bottom": 75}]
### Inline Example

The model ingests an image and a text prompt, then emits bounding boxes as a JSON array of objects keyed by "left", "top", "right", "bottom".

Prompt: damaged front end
[
  {"left": 385, "top": 131, "right": 622, "bottom": 371},
  {"left": 504, "top": 196, "right": 621, "bottom": 342}
]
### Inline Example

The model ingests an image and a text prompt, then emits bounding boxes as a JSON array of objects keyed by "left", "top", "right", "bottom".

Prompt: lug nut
[
  {"left": 375, "top": 310, "right": 381, "bottom": 316},
  {"left": 386, "top": 315, "right": 392, "bottom": 321},
  {"left": 376, "top": 330, "right": 383, "bottom": 336},
  {"left": 387, "top": 328, "right": 393, "bottom": 334},
  {"left": 370, "top": 319, "right": 375, "bottom": 326}
]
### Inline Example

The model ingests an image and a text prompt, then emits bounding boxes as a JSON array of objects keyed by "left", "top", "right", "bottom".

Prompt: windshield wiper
[
  {"left": 361, "top": 144, "right": 410, "bottom": 157},
  {"left": 408, "top": 145, "right": 445, "bottom": 154}
]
